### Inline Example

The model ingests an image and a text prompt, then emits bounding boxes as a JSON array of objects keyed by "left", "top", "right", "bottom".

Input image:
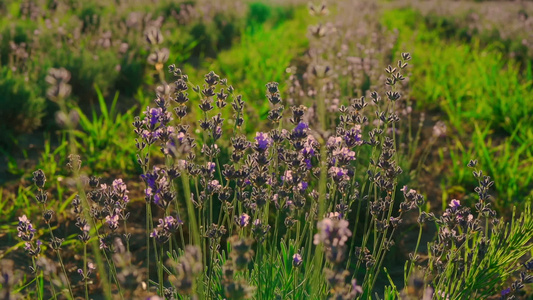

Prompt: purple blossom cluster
[
  {"left": 254, "top": 132, "right": 272, "bottom": 152},
  {"left": 17, "top": 215, "right": 35, "bottom": 242},
  {"left": 17, "top": 215, "right": 42, "bottom": 257},
  {"left": 314, "top": 217, "right": 352, "bottom": 264},
  {"left": 150, "top": 216, "right": 183, "bottom": 244},
  {"left": 99, "top": 179, "right": 130, "bottom": 232}
]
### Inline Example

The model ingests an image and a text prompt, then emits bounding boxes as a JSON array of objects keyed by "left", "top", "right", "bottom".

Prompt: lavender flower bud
[
  {"left": 32, "top": 169, "right": 46, "bottom": 188},
  {"left": 292, "top": 253, "right": 303, "bottom": 267}
]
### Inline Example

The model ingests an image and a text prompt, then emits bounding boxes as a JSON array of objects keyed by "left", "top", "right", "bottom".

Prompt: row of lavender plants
[
  {"left": 5, "top": 2, "right": 533, "bottom": 299},
  {"left": 389, "top": 0, "right": 533, "bottom": 62}
]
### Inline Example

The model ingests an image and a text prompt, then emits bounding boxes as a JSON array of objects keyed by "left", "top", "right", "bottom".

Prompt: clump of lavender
[
  {"left": 112, "top": 238, "right": 144, "bottom": 299},
  {"left": 400, "top": 271, "right": 433, "bottom": 300},
  {"left": 314, "top": 217, "right": 352, "bottom": 264},
  {"left": 26, "top": 153, "right": 134, "bottom": 298},
  {"left": 408, "top": 161, "right": 533, "bottom": 299},
  {"left": 499, "top": 265, "right": 533, "bottom": 300},
  {"left": 221, "top": 236, "right": 255, "bottom": 300},
  {"left": 17, "top": 215, "right": 40, "bottom": 257},
  {"left": 150, "top": 216, "right": 183, "bottom": 244},
  {"left": 168, "top": 245, "right": 203, "bottom": 297},
  {"left": 314, "top": 216, "right": 362, "bottom": 299},
  {"left": 27, "top": 168, "right": 75, "bottom": 298}
]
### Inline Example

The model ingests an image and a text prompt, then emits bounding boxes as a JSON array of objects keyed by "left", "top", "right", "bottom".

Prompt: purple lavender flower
[
  {"left": 214, "top": 126, "right": 222, "bottom": 139},
  {"left": 292, "top": 253, "right": 303, "bottom": 267},
  {"left": 141, "top": 167, "right": 163, "bottom": 202},
  {"left": 99, "top": 238, "right": 111, "bottom": 250},
  {"left": 297, "top": 181, "right": 308, "bottom": 192},
  {"left": 160, "top": 216, "right": 183, "bottom": 232},
  {"left": 24, "top": 242, "right": 32, "bottom": 252},
  {"left": 290, "top": 122, "right": 309, "bottom": 140},
  {"left": 151, "top": 216, "right": 183, "bottom": 244},
  {"left": 402, "top": 187, "right": 424, "bottom": 208},
  {"left": 207, "top": 179, "right": 222, "bottom": 194},
  {"left": 327, "top": 136, "right": 343, "bottom": 149},
  {"left": 344, "top": 125, "right": 363, "bottom": 147},
  {"left": 333, "top": 147, "right": 356, "bottom": 163},
  {"left": 18, "top": 215, "right": 33, "bottom": 229},
  {"left": 78, "top": 262, "right": 96, "bottom": 279},
  {"left": 351, "top": 279, "right": 363, "bottom": 295},
  {"left": 314, "top": 218, "right": 352, "bottom": 247},
  {"left": 272, "top": 193, "right": 279, "bottom": 208},
  {"left": 304, "top": 158, "right": 312, "bottom": 169},
  {"left": 294, "top": 122, "right": 308, "bottom": 133},
  {"left": 24, "top": 240, "right": 42, "bottom": 256},
  {"left": 329, "top": 167, "right": 349, "bottom": 182},
  {"left": 112, "top": 179, "right": 127, "bottom": 193},
  {"left": 112, "top": 178, "right": 130, "bottom": 203},
  {"left": 302, "top": 135, "right": 317, "bottom": 157},
  {"left": 105, "top": 214, "right": 120, "bottom": 231},
  {"left": 326, "top": 212, "right": 341, "bottom": 220},
  {"left": 17, "top": 215, "right": 36, "bottom": 242},
  {"left": 32, "top": 169, "right": 46, "bottom": 188},
  {"left": 252, "top": 219, "right": 271, "bottom": 242},
  {"left": 141, "top": 167, "right": 159, "bottom": 190},
  {"left": 281, "top": 170, "right": 294, "bottom": 183},
  {"left": 236, "top": 213, "right": 250, "bottom": 227},
  {"left": 314, "top": 217, "right": 352, "bottom": 264},
  {"left": 143, "top": 107, "right": 163, "bottom": 130},
  {"left": 449, "top": 199, "right": 461, "bottom": 210},
  {"left": 148, "top": 189, "right": 158, "bottom": 204},
  {"left": 501, "top": 288, "right": 511, "bottom": 296},
  {"left": 207, "top": 162, "right": 216, "bottom": 174},
  {"left": 141, "top": 129, "right": 153, "bottom": 140},
  {"left": 254, "top": 132, "right": 272, "bottom": 151}
]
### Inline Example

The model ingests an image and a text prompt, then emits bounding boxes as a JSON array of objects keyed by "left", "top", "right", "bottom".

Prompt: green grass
[
  {"left": 381, "top": 8, "right": 533, "bottom": 210},
  {"left": 72, "top": 85, "right": 140, "bottom": 174}
]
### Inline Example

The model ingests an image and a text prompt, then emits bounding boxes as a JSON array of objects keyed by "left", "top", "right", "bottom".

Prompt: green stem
[
  {"left": 405, "top": 207, "right": 423, "bottom": 287},
  {"left": 84, "top": 243, "right": 89, "bottom": 300},
  {"left": 31, "top": 257, "right": 43, "bottom": 300},
  {"left": 45, "top": 220, "right": 74, "bottom": 299},
  {"left": 146, "top": 201, "right": 151, "bottom": 289}
]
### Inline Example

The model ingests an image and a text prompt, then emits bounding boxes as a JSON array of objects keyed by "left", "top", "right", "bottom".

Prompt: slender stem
[
  {"left": 49, "top": 271, "right": 58, "bottom": 300},
  {"left": 292, "top": 268, "right": 298, "bottom": 300},
  {"left": 45, "top": 221, "right": 74, "bottom": 299},
  {"left": 158, "top": 246, "right": 164, "bottom": 296},
  {"left": 84, "top": 243, "right": 89, "bottom": 300},
  {"left": 405, "top": 207, "right": 423, "bottom": 286},
  {"left": 31, "top": 257, "right": 43, "bottom": 300},
  {"left": 146, "top": 201, "right": 151, "bottom": 289},
  {"left": 123, "top": 218, "right": 130, "bottom": 253}
]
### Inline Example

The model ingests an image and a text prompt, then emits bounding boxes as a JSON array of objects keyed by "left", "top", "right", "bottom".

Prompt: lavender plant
[{"left": 400, "top": 167, "right": 533, "bottom": 299}]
